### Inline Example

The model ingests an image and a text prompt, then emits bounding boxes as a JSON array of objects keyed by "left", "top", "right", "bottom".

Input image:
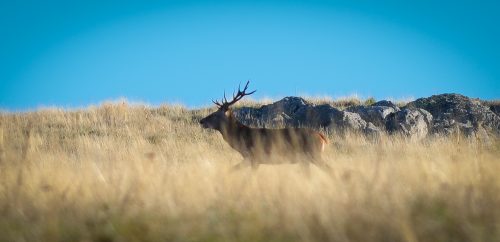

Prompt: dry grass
[
  {"left": 481, "top": 100, "right": 500, "bottom": 106},
  {"left": 0, "top": 101, "right": 499, "bottom": 242}
]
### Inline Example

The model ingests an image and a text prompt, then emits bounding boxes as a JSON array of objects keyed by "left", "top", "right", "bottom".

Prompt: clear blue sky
[{"left": 1, "top": 0, "right": 499, "bottom": 110}]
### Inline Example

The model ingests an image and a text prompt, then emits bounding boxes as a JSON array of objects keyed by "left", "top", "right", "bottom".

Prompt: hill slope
[{"left": 0, "top": 98, "right": 499, "bottom": 242}]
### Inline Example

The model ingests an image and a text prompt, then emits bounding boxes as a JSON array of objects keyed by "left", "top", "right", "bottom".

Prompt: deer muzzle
[{"left": 199, "top": 118, "right": 209, "bottom": 129}]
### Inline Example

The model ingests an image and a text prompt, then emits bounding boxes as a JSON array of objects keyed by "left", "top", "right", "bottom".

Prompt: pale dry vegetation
[{"left": 0, "top": 101, "right": 499, "bottom": 242}]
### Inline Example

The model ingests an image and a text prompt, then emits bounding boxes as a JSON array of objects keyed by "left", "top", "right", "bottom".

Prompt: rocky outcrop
[
  {"left": 406, "top": 94, "right": 500, "bottom": 137},
  {"left": 233, "top": 94, "right": 499, "bottom": 140},
  {"left": 487, "top": 103, "right": 500, "bottom": 116},
  {"left": 346, "top": 100, "right": 400, "bottom": 128},
  {"left": 235, "top": 97, "right": 318, "bottom": 127},
  {"left": 234, "top": 97, "right": 380, "bottom": 134},
  {"left": 385, "top": 108, "right": 433, "bottom": 140}
]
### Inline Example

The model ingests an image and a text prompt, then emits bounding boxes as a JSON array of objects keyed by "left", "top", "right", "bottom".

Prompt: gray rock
[
  {"left": 365, "top": 122, "right": 382, "bottom": 136},
  {"left": 385, "top": 108, "right": 433, "bottom": 140},
  {"left": 406, "top": 93, "right": 500, "bottom": 137},
  {"left": 323, "top": 109, "right": 372, "bottom": 133},
  {"left": 486, "top": 103, "right": 500, "bottom": 117},
  {"left": 233, "top": 94, "right": 498, "bottom": 139},
  {"left": 346, "top": 100, "right": 400, "bottom": 128},
  {"left": 372, "top": 100, "right": 400, "bottom": 109},
  {"left": 341, "top": 111, "right": 367, "bottom": 130},
  {"left": 234, "top": 97, "right": 382, "bottom": 135},
  {"left": 235, "top": 97, "right": 319, "bottom": 128}
]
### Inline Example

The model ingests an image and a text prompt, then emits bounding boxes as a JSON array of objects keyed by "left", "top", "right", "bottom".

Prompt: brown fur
[{"left": 200, "top": 109, "right": 330, "bottom": 170}]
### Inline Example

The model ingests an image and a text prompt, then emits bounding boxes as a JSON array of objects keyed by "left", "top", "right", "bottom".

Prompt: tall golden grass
[{"left": 0, "top": 101, "right": 499, "bottom": 242}]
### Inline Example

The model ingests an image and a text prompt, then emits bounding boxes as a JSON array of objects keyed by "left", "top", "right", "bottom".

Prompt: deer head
[{"left": 199, "top": 81, "right": 256, "bottom": 131}]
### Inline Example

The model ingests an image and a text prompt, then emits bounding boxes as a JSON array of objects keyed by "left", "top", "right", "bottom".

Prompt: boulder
[
  {"left": 233, "top": 94, "right": 499, "bottom": 139},
  {"left": 372, "top": 100, "right": 400, "bottom": 109},
  {"left": 406, "top": 94, "right": 500, "bottom": 137},
  {"left": 234, "top": 97, "right": 381, "bottom": 135},
  {"left": 346, "top": 100, "right": 400, "bottom": 128},
  {"left": 235, "top": 97, "right": 317, "bottom": 128},
  {"left": 319, "top": 108, "right": 380, "bottom": 134},
  {"left": 385, "top": 108, "right": 433, "bottom": 140},
  {"left": 486, "top": 102, "right": 500, "bottom": 117}
]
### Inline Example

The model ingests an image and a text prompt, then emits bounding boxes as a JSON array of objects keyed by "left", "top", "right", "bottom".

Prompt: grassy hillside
[{"left": 0, "top": 101, "right": 499, "bottom": 242}]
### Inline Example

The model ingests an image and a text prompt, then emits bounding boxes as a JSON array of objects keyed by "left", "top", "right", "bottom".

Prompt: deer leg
[
  {"left": 313, "top": 159, "right": 332, "bottom": 173},
  {"left": 250, "top": 162, "right": 260, "bottom": 171},
  {"left": 231, "top": 156, "right": 256, "bottom": 171},
  {"left": 309, "top": 153, "right": 332, "bottom": 173},
  {"left": 231, "top": 161, "right": 250, "bottom": 171},
  {"left": 300, "top": 161, "right": 311, "bottom": 177}
]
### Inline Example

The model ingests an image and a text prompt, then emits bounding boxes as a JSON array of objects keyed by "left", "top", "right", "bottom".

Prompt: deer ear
[{"left": 225, "top": 109, "right": 232, "bottom": 117}]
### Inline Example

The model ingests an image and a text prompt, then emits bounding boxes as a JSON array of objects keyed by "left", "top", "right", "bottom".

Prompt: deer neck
[{"left": 218, "top": 115, "right": 248, "bottom": 143}]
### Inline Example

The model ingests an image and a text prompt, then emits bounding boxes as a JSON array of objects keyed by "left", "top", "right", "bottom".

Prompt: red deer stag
[{"left": 199, "top": 81, "right": 330, "bottom": 170}]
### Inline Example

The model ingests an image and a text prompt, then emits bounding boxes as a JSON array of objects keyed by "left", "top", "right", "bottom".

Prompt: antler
[{"left": 212, "top": 81, "right": 256, "bottom": 109}]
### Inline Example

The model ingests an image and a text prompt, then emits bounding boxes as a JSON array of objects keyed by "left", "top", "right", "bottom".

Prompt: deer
[{"left": 199, "top": 81, "right": 331, "bottom": 171}]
